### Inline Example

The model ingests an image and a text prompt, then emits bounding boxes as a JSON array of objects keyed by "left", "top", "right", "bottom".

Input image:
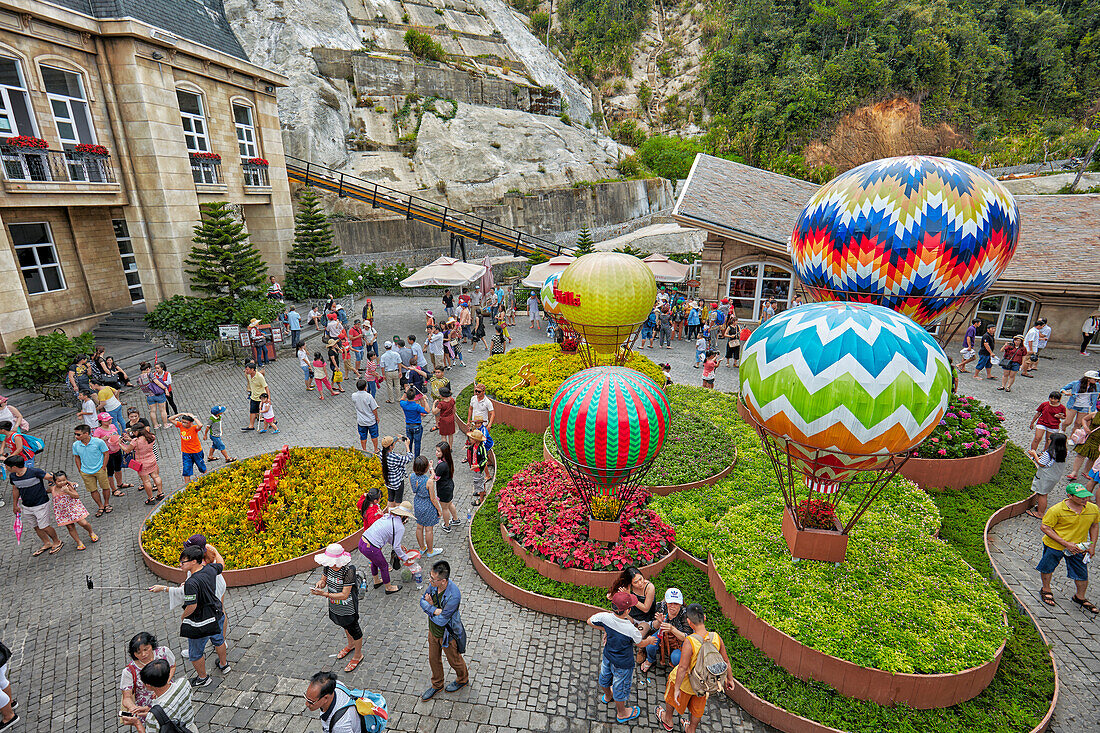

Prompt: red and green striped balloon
[{"left": 550, "top": 367, "right": 670, "bottom": 490}]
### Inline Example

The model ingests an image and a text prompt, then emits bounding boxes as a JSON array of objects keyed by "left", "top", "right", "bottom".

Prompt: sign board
[
  {"left": 238, "top": 331, "right": 251, "bottom": 347},
  {"left": 218, "top": 324, "right": 240, "bottom": 341},
  {"left": 271, "top": 328, "right": 284, "bottom": 343}
]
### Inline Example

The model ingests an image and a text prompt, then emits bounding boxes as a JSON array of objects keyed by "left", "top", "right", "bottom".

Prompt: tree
[
  {"left": 575, "top": 227, "right": 595, "bottom": 255},
  {"left": 185, "top": 201, "right": 267, "bottom": 298},
  {"left": 286, "top": 187, "right": 343, "bottom": 300}
]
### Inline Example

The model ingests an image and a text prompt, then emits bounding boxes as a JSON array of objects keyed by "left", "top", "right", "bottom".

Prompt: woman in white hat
[
  {"left": 358, "top": 501, "right": 416, "bottom": 593},
  {"left": 312, "top": 544, "right": 364, "bottom": 672},
  {"left": 1062, "top": 371, "right": 1100, "bottom": 433}
]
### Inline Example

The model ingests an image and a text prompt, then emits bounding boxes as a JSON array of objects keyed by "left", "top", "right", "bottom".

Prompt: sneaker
[
  {"left": 190, "top": 676, "right": 212, "bottom": 688},
  {"left": 440, "top": 524, "right": 452, "bottom": 533},
  {"left": 449, "top": 519, "right": 462, "bottom": 526},
  {"left": 1083, "top": 352, "right": 1090, "bottom": 357},
  {"left": 425, "top": 548, "right": 444, "bottom": 558},
  {"left": 271, "top": 428, "right": 279, "bottom": 434},
  {"left": 258, "top": 428, "right": 267, "bottom": 434},
  {"left": 0, "top": 713, "right": 19, "bottom": 730},
  {"left": 216, "top": 661, "right": 231, "bottom": 673}
]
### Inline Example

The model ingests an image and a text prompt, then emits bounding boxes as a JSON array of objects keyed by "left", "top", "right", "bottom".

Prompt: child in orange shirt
[{"left": 168, "top": 412, "right": 207, "bottom": 484}]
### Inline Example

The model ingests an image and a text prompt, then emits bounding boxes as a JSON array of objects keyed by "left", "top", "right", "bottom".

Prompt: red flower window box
[
  {"left": 244, "top": 157, "right": 269, "bottom": 167},
  {"left": 74, "top": 143, "right": 109, "bottom": 157},
  {"left": 2, "top": 135, "right": 49, "bottom": 150},
  {"left": 189, "top": 151, "right": 222, "bottom": 163}
]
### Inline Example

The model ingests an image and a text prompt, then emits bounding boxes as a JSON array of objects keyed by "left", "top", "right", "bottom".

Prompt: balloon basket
[
  {"left": 588, "top": 518, "right": 621, "bottom": 544},
  {"left": 782, "top": 507, "right": 848, "bottom": 562},
  {"left": 561, "top": 320, "right": 644, "bottom": 368}
]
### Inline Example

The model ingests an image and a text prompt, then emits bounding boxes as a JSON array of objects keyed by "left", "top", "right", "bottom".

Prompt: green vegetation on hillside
[{"left": 557, "top": 0, "right": 652, "bottom": 78}]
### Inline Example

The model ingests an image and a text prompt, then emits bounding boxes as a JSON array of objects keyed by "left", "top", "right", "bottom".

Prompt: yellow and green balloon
[{"left": 557, "top": 253, "right": 656, "bottom": 353}]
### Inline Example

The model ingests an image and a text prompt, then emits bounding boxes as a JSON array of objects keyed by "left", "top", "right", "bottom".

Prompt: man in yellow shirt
[
  {"left": 656, "top": 604, "right": 734, "bottom": 733},
  {"left": 242, "top": 362, "right": 270, "bottom": 432},
  {"left": 1037, "top": 483, "right": 1099, "bottom": 614}
]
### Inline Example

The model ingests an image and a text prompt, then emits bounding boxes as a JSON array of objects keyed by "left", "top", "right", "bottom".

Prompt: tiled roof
[
  {"left": 45, "top": 0, "right": 249, "bottom": 61},
  {"left": 674, "top": 154, "right": 1100, "bottom": 288}
]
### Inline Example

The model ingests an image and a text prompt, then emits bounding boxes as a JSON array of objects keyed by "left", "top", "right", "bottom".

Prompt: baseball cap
[
  {"left": 183, "top": 534, "right": 208, "bottom": 549},
  {"left": 664, "top": 588, "right": 684, "bottom": 605},
  {"left": 384, "top": 341, "right": 393, "bottom": 349},
  {"left": 611, "top": 591, "right": 635, "bottom": 613},
  {"left": 210, "top": 405, "right": 226, "bottom": 415},
  {"left": 1067, "top": 483, "right": 1092, "bottom": 498}
]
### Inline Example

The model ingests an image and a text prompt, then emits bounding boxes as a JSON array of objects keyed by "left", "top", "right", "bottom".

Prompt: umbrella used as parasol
[
  {"left": 479, "top": 255, "right": 494, "bottom": 299},
  {"left": 400, "top": 257, "right": 487, "bottom": 288},
  {"left": 521, "top": 255, "right": 576, "bottom": 288},
  {"left": 643, "top": 253, "right": 690, "bottom": 283}
]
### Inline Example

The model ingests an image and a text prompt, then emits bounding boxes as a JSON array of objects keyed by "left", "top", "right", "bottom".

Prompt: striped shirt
[
  {"left": 384, "top": 451, "right": 414, "bottom": 489},
  {"left": 144, "top": 679, "right": 196, "bottom": 733}
]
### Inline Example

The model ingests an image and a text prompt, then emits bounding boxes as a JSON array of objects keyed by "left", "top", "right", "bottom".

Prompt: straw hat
[
  {"left": 468, "top": 430, "right": 486, "bottom": 442},
  {"left": 314, "top": 543, "right": 351, "bottom": 567},
  {"left": 390, "top": 501, "right": 415, "bottom": 518},
  {"left": 380, "top": 435, "right": 395, "bottom": 448},
  {"left": 248, "top": 318, "right": 261, "bottom": 327},
  {"left": 1085, "top": 370, "right": 1100, "bottom": 380}
]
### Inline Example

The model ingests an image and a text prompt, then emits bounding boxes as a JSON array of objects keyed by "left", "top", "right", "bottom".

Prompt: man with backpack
[
  {"left": 306, "top": 671, "right": 388, "bottom": 733},
  {"left": 311, "top": 544, "right": 364, "bottom": 673},
  {"left": 119, "top": 658, "right": 194, "bottom": 733},
  {"left": 655, "top": 604, "right": 734, "bottom": 733},
  {"left": 587, "top": 591, "right": 659, "bottom": 724}
]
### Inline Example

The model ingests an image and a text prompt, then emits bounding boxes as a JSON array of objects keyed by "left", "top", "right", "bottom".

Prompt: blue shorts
[
  {"left": 598, "top": 657, "right": 633, "bottom": 702},
  {"left": 975, "top": 354, "right": 992, "bottom": 371},
  {"left": 210, "top": 436, "right": 226, "bottom": 451},
  {"left": 1036, "top": 543, "right": 1088, "bottom": 581},
  {"left": 357, "top": 423, "right": 379, "bottom": 441},
  {"left": 145, "top": 394, "right": 167, "bottom": 405},
  {"left": 302, "top": 364, "right": 312, "bottom": 382},
  {"left": 187, "top": 617, "right": 226, "bottom": 661},
  {"left": 352, "top": 346, "right": 365, "bottom": 361},
  {"left": 1001, "top": 361, "right": 1020, "bottom": 372},
  {"left": 182, "top": 451, "right": 207, "bottom": 477}
]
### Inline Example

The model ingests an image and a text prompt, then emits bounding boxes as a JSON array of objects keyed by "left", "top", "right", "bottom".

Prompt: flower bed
[
  {"left": 498, "top": 460, "right": 674, "bottom": 570},
  {"left": 476, "top": 343, "right": 664, "bottom": 410},
  {"left": 142, "top": 448, "right": 383, "bottom": 569},
  {"left": 915, "top": 393, "right": 1007, "bottom": 458}
]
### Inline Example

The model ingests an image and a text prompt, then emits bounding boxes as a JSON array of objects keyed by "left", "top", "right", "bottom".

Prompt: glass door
[{"left": 113, "top": 219, "right": 144, "bottom": 303}]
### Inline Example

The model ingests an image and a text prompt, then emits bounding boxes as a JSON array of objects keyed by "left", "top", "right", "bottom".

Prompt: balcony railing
[
  {"left": 191, "top": 159, "right": 222, "bottom": 185},
  {"left": 242, "top": 163, "right": 270, "bottom": 187},
  {"left": 1, "top": 148, "right": 114, "bottom": 183}
]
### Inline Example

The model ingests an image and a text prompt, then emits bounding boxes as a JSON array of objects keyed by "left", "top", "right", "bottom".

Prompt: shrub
[
  {"left": 144, "top": 295, "right": 284, "bottom": 341},
  {"left": 530, "top": 11, "right": 549, "bottom": 34},
  {"left": 0, "top": 331, "right": 96, "bottom": 390},
  {"left": 916, "top": 394, "right": 1007, "bottom": 458},
  {"left": 404, "top": 29, "right": 446, "bottom": 62}
]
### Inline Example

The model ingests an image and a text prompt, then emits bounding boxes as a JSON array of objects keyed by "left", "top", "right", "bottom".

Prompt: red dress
[{"left": 435, "top": 398, "right": 456, "bottom": 437}]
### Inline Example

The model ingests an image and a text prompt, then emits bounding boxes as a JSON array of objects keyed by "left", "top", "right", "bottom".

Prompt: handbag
[
  {"left": 989, "top": 355, "right": 1000, "bottom": 367},
  {"left": 127, "top": 459, "right": 143, "bottom": 472},
  {"left": 150, "top": 703, "right": 194, "bottom": 733},
  {"left": 333, "top": 370, "right": 344, "bottom": 383}
]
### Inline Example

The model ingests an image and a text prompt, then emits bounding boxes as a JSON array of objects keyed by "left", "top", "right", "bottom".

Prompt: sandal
[
  {"left": 226, "top": 458, "right": 237, "bottom": 463},
  {"left": 32, "top": 546, "right": 50, "bottom": 557},
  {"left": 1040, "top": 589, "right": 1055, "bottom": 606},
  {"left": 90, "top": 533, "right": 99, "bottom": 543},
  {"left": 996, "top": 386, "right": 1005, "bottom": 390},
  {"left": 655, "top": 705, "right": 674, "bottom": 732},
  {"left": 118, "top": 483, "right": 134, "bottom": 489},
  {"left": 600, "top": 693, "right": 613, "bottom": 705},
  {"left": 640, "top": 661, "right": 653, "bottom": 673},
  {"left": 95, "top": 508, "right": 105, "bottom": 517},
  {"left": 1072, "top": 595, "right": 1099, "bottom": 614},
  {"left": 76, "top": 543, "right": 86, "bottom": 551},
  {"left": 48, "top": 542, "right": 64, "bottom": 554},
  {"left": 104, "top": 505, "right": 113, "bottom": 513},
  {"left": 145, "top": 498, "right": 157, "bottom": 505},
  {"left": 336, "top": 645, "right": 354, "bottom": 660},
  {"left": 155, "top": 494, "right": 165, "bottom": 501},
  {"left": 112, "top": 489, "right": 126, "bottom": 497},
  {"left": 616, "top": 706, "right": 641, "bottom": 723},
  {"left": 1025, "top": 509, "right": 1043, "bottom": 519},
  {"left": 343, "top": 657, "right": 363, "bottom": 672}
]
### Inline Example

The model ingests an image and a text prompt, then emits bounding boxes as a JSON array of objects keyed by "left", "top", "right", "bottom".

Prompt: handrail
[{"left": 285, "top": 155, "right": 571, "bottom": 259}]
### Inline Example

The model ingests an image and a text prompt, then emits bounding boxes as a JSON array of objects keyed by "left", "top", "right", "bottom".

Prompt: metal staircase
[{"left": 285, "top": 156, "right": 573, "bottom": 260}]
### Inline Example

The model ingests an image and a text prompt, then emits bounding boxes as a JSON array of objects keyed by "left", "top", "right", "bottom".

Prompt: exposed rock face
[{"left": 804, "top": 98, "right": 967, "bottom": 172}]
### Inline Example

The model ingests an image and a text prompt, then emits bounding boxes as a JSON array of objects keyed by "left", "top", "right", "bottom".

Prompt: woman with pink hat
[
  {"left": 312, "top": 544, "right": 364, "bottom": 672},
  {"left": 93, "top": 412, "right": 130, "bottom": 499}
]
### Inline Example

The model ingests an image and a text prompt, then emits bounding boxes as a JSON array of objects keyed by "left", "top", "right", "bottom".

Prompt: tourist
[
  {"left": 72, "top": 424, "right": 112, "bottom": 516},
  {"left": 658, "top": 306, "right": 673, "bottom": 349},
  {"left": 326, "top": 338, "right": 346, "bottom": 394},
  {"left": 1021, "top": 320, "right": 1041, "bottom": 378},
  {"left": 167, "top": 413, "right": 207, "bottom": 485},
  {"left": 1026, "top": 432, "right": 1068, "bottom": 519},
  {"left": 959, "top": 320, "right": 980, "bottom": 373},
  {"left": 723, "top": 314, "right": 741, "bottom": 368},
  {"left": 312, "top": 353, "right": 338, "bottom": 400},
  {"left": 587, "top": 591, "right": 657, "bottom": 723},
  {"left": 380, "top": 341, "right": 402, "bottom": 403},
  {"left": 470, "top": 309, "right": 489, "bottom": 353},
  {"left": 525, "top": 291, "right": 540, "bottom": 330},
  {"left": 468, "top": 430, "right": 492, "bottom": 506},
  {"left": 77, "top": 389, "right": 98, "bottom": 428},
  {"left": 362, "top": 298, "right": 375, "bottom": 323},
  {"left": 103, "top": 356, "right": 132, "bottom": 387},
  {"left": 411, "top": 455, "right": 444, "bottom": 558},
  {"left": 96, "top": 382, "right": 125, "bottom": 433},
  {"left": 396, "top": 338, "right": 413, "bottom": 388},
  {"left": 122, "top": 423, "right": 163, "bottom": 502},
  {"left": 1030, "top": 391, "right": 1066, "bottom": 452},
  {"left": 345, "top": 318, "right": 363, "bottom": 373},
  {"left": 447, "top": 320, "right": 465, "bottom": 367},
  {"left": 1068, "top": 411, "right": 1100, "bottom": 481},
  {"left": 1061, "top": 371, "right": 1099, "bottom": 433},
  {"left": 381, "top": 436, "right": 415, "bottom": 508},
  {"left": 686, "top": 300, "right": 701, "bottom": 339},
  {"left": 1036, "top": 483, "right": 1099, "bottom": 613},
  {"left": 467, "top": 383, "right": 494, "bottom": 428},
  {"left": 136, "top": 362, "right": 169, "bottom": 429},
  {"left": 155, "top": 363, "right": 179, "bottom": 416},
  {"left": 67, "top": 354, "right": 95, "bottom": 396},
  {"left": 266, "top": 275, "right": 283, "bottom": 301},
  {"left": 419, "top": 560, "right": 469, "bottom": 700},
  {"left": 308, "top": 305, "right": 323, "bottom": 331},
  {"left": 120, "top": 632, "right": 176, "bottom": 715},
  {"left": 429, "top": 367, "right": 451, "bottom": 413},
  {"left": 311, "top": 544, "right": 364, "bottom": 673},
  {"left": 325, "top": 312, "right": 343, "bottom": 340},
  {"left": 997, "top": 334, "right": 1027, "bottom": 392},
  {"left": 433, "top": 442, "right": 460, "bottom": 532},
  {"left": 405, "top": 361, "right": 430, "bottom": 407},
  {"left": 974, "top": 324, "right": 996, "bottom": 380},
  {"left": 5, "top": 456, "right": 62, "bottom": 555},
  {"left": 304, "top": 670, "right": 359, "bottom": 733},
  {"left": 433, "top": 386, "right": 457, "bottom": 449},
  {"left": 93, "top": 412, "right": 128, "bottom": 498},
  {"left": 442, "top": 289, "right": 455, "bottom": 318},
  {"left": 239, "top": 361, "right": 268, "bottom": 430},
  {"left": 1082, "top": 310, "right": 1099, "bottom": 356},
  {"left": 168, "top": 545, "right": 229, "bottom": 686},
  {"left": 609, "top": 566, "right": 657, "bottom": 625},
  {"left": 1036, "top": 317, "right": 1051, "bottom": 357},
  {"left": 701, "top": 350, "right": 719, "bottom": 389},
  {"left": 505, "top": 286, "right": 517, "bottom": 326},
  {"left": 352, "top": 379, "right": 380, "bottom": 454},
  {"left": 490, "top": 324, "right": 507, "bottom": 355},
  {"left": 640, "top": 307, "right": 657, "bottom": 348},
  {"left": 203, "top": 405, "right": 235, "bottom": 464},
  {"left": 427, "top": 325, "right": 445, "bottom": 369},
  {"left": 0, "top": 395, "right": 29, "bottom": 432},
  {"left": 363, "top": 319, "right": 378, "bottom": 358},
  {"left": 660, "top": 363, "right": 673, "bottom": 388},
  {"left": 459, "top": 302, "right": 474, "bottom": 342},
  {"left": 0, "top": 641, "right": 15, "bottom": 730},
  {"left": 247, "top": 318, "right": 270, "bottom": 368},
  {"left": 655, "top": 604, "right": 734, "bottom": 733},
  {"left": 0, "top": 421, "right": 35, "bottom": 468},
  {"left": 401, "top": 389, "right": 429, "bottom": 457},
  {"left": 641, "top": 588, "right": 690, "bottom": 673},
  {"left": 118, "top": 658, "right": 195, "bottom": 733},
  {"left": 358, "top": 500, "right": 414, "bottom": 593}
]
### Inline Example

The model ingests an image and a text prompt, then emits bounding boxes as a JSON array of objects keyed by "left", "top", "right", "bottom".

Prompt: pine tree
[
  {"left": 185, "top": 201, "right": 268, "bottom": 298},
  {"left": 286, "top": 187, "right": 343, "bottom": 299},
  {"left": 574, "top": 226, "right": 595, "bottom": 255}
]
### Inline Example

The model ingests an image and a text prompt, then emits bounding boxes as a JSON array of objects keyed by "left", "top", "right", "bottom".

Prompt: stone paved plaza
[{"left": 0, "top": 294, "right": 1096, "bottom": 732}]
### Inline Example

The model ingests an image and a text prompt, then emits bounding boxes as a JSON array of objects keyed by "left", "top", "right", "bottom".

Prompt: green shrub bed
[
  {"left": 472, "top": 429, "right": 1053, "bottom": 733},
  {"left": 544, "top": 385, "right": 739, "bottom": 486},
  {"left": 475, "top": 343, "right": 664, "bottom": 409}
]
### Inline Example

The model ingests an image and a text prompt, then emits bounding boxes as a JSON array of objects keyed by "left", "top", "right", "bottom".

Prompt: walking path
[{"left": 0, "top": 295, "right": 1094, "bottom": 731}]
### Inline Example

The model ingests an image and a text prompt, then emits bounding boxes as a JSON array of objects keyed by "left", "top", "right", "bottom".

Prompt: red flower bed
[
  {"left": 795, "top": 499, "right": 837, "bottom": 530},
  {"left": 3, "top": 135, "right": 48, "bottom": 150},
  {"left": 190, "top": 151, "right": 222, "bottom": 162},
  {"left": 498, "top": 461, "right": 674, "bottom": 570},
  {"left": 75, "top": 143, "right": 109, "bottom": 156},
  {"left": 245, "top": 157, "right": 269, "bottom": 167}
]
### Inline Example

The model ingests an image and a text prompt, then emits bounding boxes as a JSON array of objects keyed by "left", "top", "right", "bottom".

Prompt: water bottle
[
  {"left": 414, "top": 570, "right": 423, "bottom": 590},
  {"left": 466, "top": 510, "right": 472, "bottom": 523}
]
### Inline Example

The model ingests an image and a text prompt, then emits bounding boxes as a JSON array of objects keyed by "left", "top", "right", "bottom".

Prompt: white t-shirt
[
  {"left": 427, "top": 332, "right": 444, "bottom": 355},
  {"left": 1038, "top": 325, "right": 1051, "bottom": 348},
  {"left": 1024, "top": 327, "right": 1039, "bottom": 350},
  {"left": 326, "top": 320, "right": 343, "bottom": 338},
  {"left": 81, "top": 398, "right": 99, "bottom": 427},
  {"left": 352, "top": 390, "right": 379, "bottom": 426},
  {"left": 299, "top": 350, "right": 311, "bottom": 368},
  {"left": 470, "top": 395, "right": 494, "bottom": 422}
]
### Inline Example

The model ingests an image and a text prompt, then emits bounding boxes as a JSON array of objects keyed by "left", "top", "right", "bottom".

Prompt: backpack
[
  {"left": 150, "top": 697, "right": 195, "bottom": 733},
  {"left": 331, "top": 682, "right": 388, "bottom": 732},
  {"left": 686, "top": 632, "right": 728, "bottom": 696},
  {"left": 16, "top": 430, "right": 44, "bottom": 454}
]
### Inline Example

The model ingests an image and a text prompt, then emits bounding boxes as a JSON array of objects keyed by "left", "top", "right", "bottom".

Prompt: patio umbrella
[
  {"left": 400, "top": 256, "right": 486, "bottom": 288},
  {"left": 522, "top": 255, "right": 576, "bottom": 288},
  {"left": 643, "top": 253, "right": 690, "bottom": 283},
  {"left": 479, "top": 255, "right": 494, "bottom": 299}
]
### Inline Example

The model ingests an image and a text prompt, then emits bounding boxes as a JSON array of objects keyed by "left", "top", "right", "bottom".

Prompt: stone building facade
[
  {"left": 674, "top": 154, "right": 1100, "bottom": 348},
  {"left": 0, "top": 0, "right": 292, "bottom": 352}
]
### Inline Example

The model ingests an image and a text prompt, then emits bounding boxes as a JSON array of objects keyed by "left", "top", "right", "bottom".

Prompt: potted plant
[
  {"left": 782, "top": 498, "right": 848, "bottom": 562},
  {"left": 74, "top": 143, "right": 109, "bottom": 158},
  {"left": 244, "top": 157, "right": 269, "bottom": 167},
  {"left": 2, "top": 135, "right": 48, "bottom": 151},
  {"left": 900, "top": 394, "right": 1008, "bottom": 490},
  {"left": 189, "top": 151, "right": 222, "bottom": 164}
]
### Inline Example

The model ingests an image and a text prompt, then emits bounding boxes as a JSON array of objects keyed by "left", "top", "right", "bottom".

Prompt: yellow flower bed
[
  {"left": 142, "top": 448, "right": 384, "bottom": 569},
  {"left": 477, "top": 343, "right": 665, "bottom": 409}
]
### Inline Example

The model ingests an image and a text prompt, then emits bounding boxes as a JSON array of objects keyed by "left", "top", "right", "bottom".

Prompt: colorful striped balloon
[
  {"left": 541, "top": 273, "right": 565, "bottom": 321},
  {"left": 790, "top": 155, "right": 1019, "bottom": 326},
  {"left": 739, "top": 302, "right": 951, "bottom": 488},
  {"left": 550, "top": 367, "right": 670, "bottom": 490}
]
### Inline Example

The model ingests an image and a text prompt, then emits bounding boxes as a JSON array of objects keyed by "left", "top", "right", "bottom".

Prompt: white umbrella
[
  {"left": 400, "top": 256, "right": 486, "bottom": 288},
  {"left": 643, "top": 253, "right": 690, "bottom": 283},
  {"left": 479, "top": 255, "right": 495, "bottom": 299},
  {"left": 521, "top": 255, "right": 576, "bottom": 288}
]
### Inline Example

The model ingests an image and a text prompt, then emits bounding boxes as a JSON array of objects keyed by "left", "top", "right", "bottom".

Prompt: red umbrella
[{"left": 479, "top": 256, "right": 494, "bottom": 299}]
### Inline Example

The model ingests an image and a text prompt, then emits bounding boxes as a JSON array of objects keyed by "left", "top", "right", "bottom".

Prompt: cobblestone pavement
[{"left": 0, "top": 296, "right": 764, "bottom": 733}]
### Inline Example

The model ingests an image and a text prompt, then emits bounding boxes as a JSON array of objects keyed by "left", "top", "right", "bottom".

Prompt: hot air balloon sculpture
[
  {"left": 550, "top": 367, "right": 670, "bottom": 543},
  {"left": 556, "top": 253, "right": 657, "bottom": 366},
  {"left": 790, "top": 155, "right": 1018, "bottom": 340},
  {"left": 739, "top": 302, "right": 952, "bottom": 561}
]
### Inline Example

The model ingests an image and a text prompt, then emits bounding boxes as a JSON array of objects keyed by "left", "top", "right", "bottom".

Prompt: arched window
[
  {"left": 725, "top": 261, "right": 793, "bottom": 321},
  {"left": 975, "top": 295, "right": 1036, "bottom": 339},
  {"left": 39, "top": 63, "right": 95, "bottom": 146}
]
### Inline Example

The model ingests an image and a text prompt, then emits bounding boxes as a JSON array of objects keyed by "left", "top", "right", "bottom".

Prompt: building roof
[
  {"left": 674, "top": 153, "right": 1100, "bottom": 291},
  {"left": 45, "top": 0, "right": 249, "bottom": 61}
]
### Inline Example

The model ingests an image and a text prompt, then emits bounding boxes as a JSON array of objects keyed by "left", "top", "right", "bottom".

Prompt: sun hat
[
  {"left": 664, "top": 588, "right": 684, "bottom": 605},
  {"left": 314, "top": 543, "right": 351, "bottom": 567},
  {"left": 1066, "top": 483, "right": 1092, "bottom": 499},
  {"left": 380, "top": 435, "right": 395, "bottom": 448},
  {"left": 611, "top": 591, "right": 635, "bottom": 613},
  {"left": 248, "top": 318, "right": 261, "bottom": 327},
  {"left": 183, "top": 534, "right": 208, "bottom": 549},
  {"left": 390, "top": 501, "right": 415, "bottom": 518},
  {"left": 1085, "top": 370, "right": 1100, "bottom": 380},
  {"left": 210, "top": 405, "right": 226, "bottom": 415},
  {"left": 468, "top": 430, "right": 485, "bottom": 442},
  {"left": 97, "top": 412, "right": 112, "bottom": 421}
]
